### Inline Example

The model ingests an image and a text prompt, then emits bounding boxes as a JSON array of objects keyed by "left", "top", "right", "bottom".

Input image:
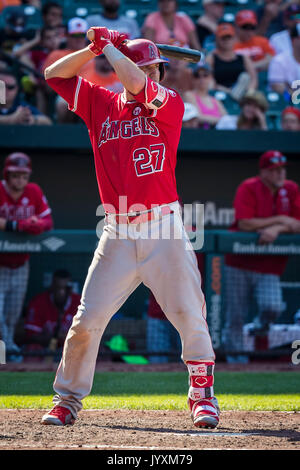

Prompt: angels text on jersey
[{"left": 97, "top": 116, "right": 159, "bottom": 148}]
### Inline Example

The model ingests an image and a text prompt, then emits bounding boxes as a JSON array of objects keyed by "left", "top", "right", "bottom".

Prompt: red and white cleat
[
  {"left": 41, "top": 405, "right": 75, "bottom": 426},
  {"left": 190, "top": 397, "right": 220, "bottom": 429}
]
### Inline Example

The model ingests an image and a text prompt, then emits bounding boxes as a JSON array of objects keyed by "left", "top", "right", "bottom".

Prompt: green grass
[{"left": 0, "top": 371, "right": 299, "bottom": 411}]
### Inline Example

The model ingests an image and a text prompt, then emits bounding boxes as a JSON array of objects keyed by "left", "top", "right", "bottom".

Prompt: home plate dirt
[{"left": 0, "top": 410, "right": 299, "bottom": 450}]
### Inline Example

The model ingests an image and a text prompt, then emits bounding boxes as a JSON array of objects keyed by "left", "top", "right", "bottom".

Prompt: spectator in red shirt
[
  {"left": 0, "top": 1, "right": 21, "bottom": 13},
  {"left": 234, "top": 10, "right": 276, "bottom": 71},
  {"left": 24, "top": 269, "right": 80, "bottom": 355},
  {"left": 0, "top": 152, "right": 53, "bottom": 355},
  {"left": 224, "top": 151, "right": 300, "bottom": 362}
]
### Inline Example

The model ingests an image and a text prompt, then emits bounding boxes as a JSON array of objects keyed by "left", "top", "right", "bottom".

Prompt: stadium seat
[
  {"left": 0, "top": 5, "right": 42, "bottom": 29},
  {"left": 210, "top": 90, "right": 240, "bottom": 114},
  {"left": 222, "top": 0, "right": 258, "bottom": 23},
  {"left": 266, "top": 112, "right": 281, "bottom": 130},
  {"left": 124, "top": 8, "right": 148, "bottom": 27},
  {"left": 122, "top": 0, "right": 156, "bottom": 4},
  {"left": 226, "top": 0, "right": 256, "bottom": 6},
  {"left": 63, "top": 4, "right": 101, "bottom": 21},
  {"left": 258, "top": 70, "right": 268, "bottom": 92},
  {"left": 123, "top": 0, "right": 202, "bottom": 18},
  {"left": 177, "top": 0, "right": 202, "bottom": 5},
  {"left": 266, "top": 91, "right": 287, "bottom": 112},
  {"left": 63, "top": 0, "right": 99, "bottom": 4},
  {"left": 265, "top": 91, "right": 287, "bottom": 130}
]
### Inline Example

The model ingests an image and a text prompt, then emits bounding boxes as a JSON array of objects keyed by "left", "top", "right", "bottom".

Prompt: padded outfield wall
[{"left": 0, "top": 125, "right": 300, "bottom": 230}]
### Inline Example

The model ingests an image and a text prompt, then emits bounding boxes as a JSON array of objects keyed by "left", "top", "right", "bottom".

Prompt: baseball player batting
[{"left": 41, "top": 28, "right": 220, "bottom": 429}]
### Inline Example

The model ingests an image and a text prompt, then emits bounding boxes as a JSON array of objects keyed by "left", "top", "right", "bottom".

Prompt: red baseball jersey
[
  {"left": 46, "top": 76, "right": 184, "bottom": 212},
  {"left": 0, "top": 180, "right": 53, "bottom": 268},
  {"left": 25, "top": 290, "right": 80, "bottom": 345},
  {"left": 225, "top": 176, "right": 300, "bottom": 275}
]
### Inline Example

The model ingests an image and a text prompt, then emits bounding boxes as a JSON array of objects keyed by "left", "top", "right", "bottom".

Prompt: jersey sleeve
[
  {"left": 46, "top": 76, "right": 93, "bottom": 126},
  {"left": 32, "top": 184, "right": 52, "bottom": 218},
  {"left": 17, "top": 184, "right": 53, "bottom": 234},
  {"left": 133, "top": 77, "right": 184, "bottom": 124},
  {"left": 47, "top": 76, "right": 114, "bottom": 128},
  {"left": 234, "top": 182, "right": 257, "bottom": 220}
]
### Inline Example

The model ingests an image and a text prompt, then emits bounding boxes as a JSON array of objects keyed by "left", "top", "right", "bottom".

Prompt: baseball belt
[{"left": 105, "top": 204, "right": 174, "bottom": 225}]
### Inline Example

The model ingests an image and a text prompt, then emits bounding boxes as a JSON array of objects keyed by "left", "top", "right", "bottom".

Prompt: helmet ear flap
[{"left": 159, "top": 63, "right": 165, "bottom": 81}]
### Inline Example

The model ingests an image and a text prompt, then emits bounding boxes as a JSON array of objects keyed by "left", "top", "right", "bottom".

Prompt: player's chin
[{"left": 148, "top": 72, "right": 160, "bottom": 82}]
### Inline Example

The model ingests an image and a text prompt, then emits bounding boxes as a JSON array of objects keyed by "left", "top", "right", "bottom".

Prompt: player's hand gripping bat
[{"left": 87, "top": 29, "right": 204, "bottom": 64}]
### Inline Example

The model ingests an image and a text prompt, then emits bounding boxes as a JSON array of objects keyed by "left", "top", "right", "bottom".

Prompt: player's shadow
[
  {"left": 86, "top": 422, "right": 238, "bottom": 435},
  {"left": 89, "top": 423, "right": 300, "bottom": 442},
  {"left": 243, "top": 427, "right": 300, "bottom": 443}
]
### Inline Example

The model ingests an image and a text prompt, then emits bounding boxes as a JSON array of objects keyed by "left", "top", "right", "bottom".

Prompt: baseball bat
[
  {"left": 87, "top": 30, "right": 204, "bottom": 64},
  {"left": 156, "top": 44, "right": 204, "bottom": 63}
]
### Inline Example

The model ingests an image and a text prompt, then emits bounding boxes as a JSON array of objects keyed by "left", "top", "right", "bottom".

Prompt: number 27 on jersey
[{"left": 133, "top": 143, "right": 166, "bottom": 177}]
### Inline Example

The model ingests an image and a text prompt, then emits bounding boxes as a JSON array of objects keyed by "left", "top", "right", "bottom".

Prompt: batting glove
[{"left": 88, "top": 27, "right": 127, "bottom": 55}]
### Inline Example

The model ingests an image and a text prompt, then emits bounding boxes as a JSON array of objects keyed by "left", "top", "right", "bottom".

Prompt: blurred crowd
[{"left": 0, "top": 0, "right": 300, "bottom": 129}]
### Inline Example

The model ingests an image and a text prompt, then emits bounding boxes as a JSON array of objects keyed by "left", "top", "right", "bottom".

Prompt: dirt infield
[
  {"left": 1, "top": 361, "right": 299, "bottom": 451},
  {"left": 0, "top": 409, "right": 299, "bottom": 450},
  {"left": 1, "top": 358, "right": 298, "bottom": 373}
]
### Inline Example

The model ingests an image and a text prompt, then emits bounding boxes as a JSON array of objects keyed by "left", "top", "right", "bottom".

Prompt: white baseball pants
[
  {"left": 0, "top": 261, "right": 29, "bottom": 348},
  {"left": 53, "top": 201, "right": 215, "bottom": 417}
]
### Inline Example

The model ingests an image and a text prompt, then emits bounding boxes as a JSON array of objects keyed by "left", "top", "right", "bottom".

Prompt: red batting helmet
[
  {"left": 3, "top": 152, "right": 32, "bottom": 180},
  {"left": 119, "top": 39, "right": 168, "bottom": 80}
]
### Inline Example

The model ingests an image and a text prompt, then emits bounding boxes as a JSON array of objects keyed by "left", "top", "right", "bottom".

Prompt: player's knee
[{"left": 69, "top": 305, "right": 100, "bottom": 337}]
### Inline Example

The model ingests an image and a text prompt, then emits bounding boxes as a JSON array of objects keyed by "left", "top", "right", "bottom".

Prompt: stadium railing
[{"left": 1, "top": 125, "right": 300, "bottom": 152}]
